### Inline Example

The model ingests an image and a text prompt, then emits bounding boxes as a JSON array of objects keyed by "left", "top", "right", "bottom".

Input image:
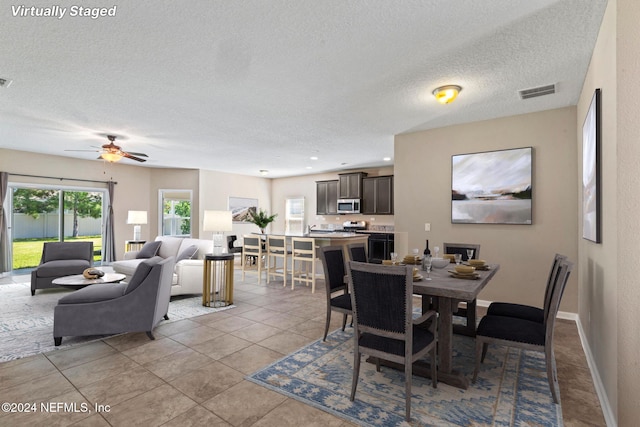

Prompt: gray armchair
[
  {"left": 31, "top": 242, "right": 94, "bottom": 295},
  {"left": 53, "top": 256, "right": 175, "bottom": 346}
]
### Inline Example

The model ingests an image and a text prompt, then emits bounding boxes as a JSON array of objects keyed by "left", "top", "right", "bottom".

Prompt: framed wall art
[
  {"left": 582, "top": 88, "right": 601, "bottom": 243},
  {"left": 228, "top": 197, "right": 258, "bottom": 223},
  {"left": 451, "top": 147, "right": 532, "bottom": 224}
]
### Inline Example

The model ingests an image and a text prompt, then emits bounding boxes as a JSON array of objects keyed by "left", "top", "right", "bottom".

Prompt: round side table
[{"left": 203, "top": 253, "right": 235, "bottom": 307}]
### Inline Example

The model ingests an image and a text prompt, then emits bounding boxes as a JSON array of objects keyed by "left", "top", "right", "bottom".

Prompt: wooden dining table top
[{"left": 412, "top": 263, "right": 500, "bottom": 301}]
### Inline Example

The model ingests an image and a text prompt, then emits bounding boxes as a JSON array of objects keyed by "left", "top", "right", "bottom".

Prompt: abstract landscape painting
[
  {"left": 228, "top": 197, "right": 258, "bottom": 223},
  {"left": 452, "top": 147, "right": 532, "bottom": 224}
]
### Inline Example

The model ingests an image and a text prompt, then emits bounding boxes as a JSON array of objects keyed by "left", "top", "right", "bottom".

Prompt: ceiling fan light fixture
[
  {"left": 433, "top": 85, "right": 462, "bottom": 104},
  {"left": 101, "top": 152, "right": 122, "bottom": 162}
]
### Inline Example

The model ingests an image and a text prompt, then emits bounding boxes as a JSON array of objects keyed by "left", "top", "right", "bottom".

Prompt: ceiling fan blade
[
  {"left": 125, "top": 151, "right": 148, "bottom": 157},
  {"left": 65, "top": 149, "right": 100, "bottom": 152},
  {"left": 122, "top": 152, "right": 147, "bottom": 162}
]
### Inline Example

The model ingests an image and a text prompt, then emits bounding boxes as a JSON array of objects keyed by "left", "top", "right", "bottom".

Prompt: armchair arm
[{"left": 413, "top": 309, "right": 438, "bottom": 334}]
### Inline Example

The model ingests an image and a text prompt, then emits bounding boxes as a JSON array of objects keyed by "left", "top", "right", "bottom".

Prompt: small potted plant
[{"left": 247, "top": 209, "right": 278, "bottom": 234}]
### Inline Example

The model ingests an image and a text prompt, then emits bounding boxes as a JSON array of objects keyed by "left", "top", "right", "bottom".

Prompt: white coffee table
[{"left": 52, "top": 273, "right": 126, "bottom": 289}]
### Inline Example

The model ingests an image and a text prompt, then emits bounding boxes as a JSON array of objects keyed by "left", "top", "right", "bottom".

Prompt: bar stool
[
  {"left": 266, "top": 236, "right": 289, "bottom": 287},
  {"left": 242, "top": 235, "right": 264, "bottom": 284},
  {"left": 291, "top": 237, "right": 317, "bottom": 293}
]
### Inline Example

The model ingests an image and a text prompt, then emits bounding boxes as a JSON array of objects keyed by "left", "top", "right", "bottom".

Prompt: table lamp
[
  {"left": 203, "top": 210, "right": 233, "bottom": 253},
  {"left": 126, "top": 210, "right": 147, "bottom": 241}
]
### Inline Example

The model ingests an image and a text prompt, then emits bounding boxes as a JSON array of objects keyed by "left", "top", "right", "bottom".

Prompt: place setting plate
[{"left": 448, "top": 270, "right": 480, "bottom": 280}]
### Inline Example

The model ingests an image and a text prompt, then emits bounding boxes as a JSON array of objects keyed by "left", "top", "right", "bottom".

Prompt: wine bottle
[{"left": 423, "top": 240, "right": 431, "bottom": 256}]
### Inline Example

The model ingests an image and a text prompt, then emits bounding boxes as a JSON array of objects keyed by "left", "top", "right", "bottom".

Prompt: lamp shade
[
  {"left": 127, "top": 210, "right": 148, "bottom": 225},
  {"left": 203, "top": 210, "right": 233, "bottom": 232}
]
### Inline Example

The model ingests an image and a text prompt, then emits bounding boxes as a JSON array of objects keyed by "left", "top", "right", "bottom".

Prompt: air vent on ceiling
[
  {"left": 518, "top": 84, "right": 555, "bottom": 100},
  {"left": 0, "top": 78, "right": 13, "bottom": 88}
]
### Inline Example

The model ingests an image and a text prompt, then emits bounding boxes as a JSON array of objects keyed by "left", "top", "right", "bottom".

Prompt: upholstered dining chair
[
  {"left": 347, "top": 261, "right": 438, "bottom": 422},
  {"left": 242, "top": 235, "right": 264, "bottom": 284},
  {"left": 291, "top": 237, "right": 317, "bottom": 292},
  {"left": 442, "top": 242, "right": 481, "bottom": 336},
  {"left": 486, "top": 253, "right": 567, "bottom": 323},
  {"left": 473, "top": 259, "right": 573, "bottom": 404},
  {"left": 347, "top": 242, "right": 368, "bottom": 263},
  {"left": 266, "top": 235, "right": 290, "bottom": 287},
  {"left": 318, "top": 246, "right": 352, "bottom": 341}
]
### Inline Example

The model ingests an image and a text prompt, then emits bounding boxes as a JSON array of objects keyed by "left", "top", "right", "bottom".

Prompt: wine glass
[
  {"left": 412, "top": 248, "right": 420, "bottom": 264},
  {"left": 422, "top": 255, "right": 432, "bottom": 280},
  {"left": 390, "top": 252, "right": 398, "bottom": 265},
  {"left": 433, "top": 246, "right": 440, "bottom": 259},
  {"left": 466, "top": 249, "right": 474, "bottom": 262},
  {"left": 454, "top": 253, "right": 462, "bottom": 265}
]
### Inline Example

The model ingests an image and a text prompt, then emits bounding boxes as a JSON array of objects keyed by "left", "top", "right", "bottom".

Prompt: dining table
[{"left": 373, "top": 261, "right": 500, "bottom": 389}]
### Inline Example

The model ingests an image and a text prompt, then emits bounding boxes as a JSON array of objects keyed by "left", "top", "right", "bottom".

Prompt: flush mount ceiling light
[
  {"left": 259, "top": 169, "right": 269, "bottom": 175},
  {"left": 432, "top": 85, "right": 462, "bottom": 104}
]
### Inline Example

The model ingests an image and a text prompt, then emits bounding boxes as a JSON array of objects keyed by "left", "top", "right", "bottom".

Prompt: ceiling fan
[{"left": 66, "top": 135, "right": 148, "bottom": 163}]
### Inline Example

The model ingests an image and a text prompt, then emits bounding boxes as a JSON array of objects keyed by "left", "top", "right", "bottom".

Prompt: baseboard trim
[{"left": 477, "top": 299, "right": 616, "bottom": 426}]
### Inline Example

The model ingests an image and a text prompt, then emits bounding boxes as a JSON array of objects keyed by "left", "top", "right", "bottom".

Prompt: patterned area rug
[
  {"left": 248, "top": 328, "right": 563, "bottom": 426},
  {"left": 0, "top": 282, "right": 233, "bottom": 362}
]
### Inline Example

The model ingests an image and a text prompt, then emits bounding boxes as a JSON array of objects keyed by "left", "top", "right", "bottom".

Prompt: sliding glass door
[{"left": 10, "top": 185, "right": 104, "bottom": 272}]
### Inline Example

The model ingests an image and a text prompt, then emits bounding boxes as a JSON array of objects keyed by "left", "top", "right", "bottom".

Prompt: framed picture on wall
[
  {"left": 451, "top": 147, "right": 532, "bottom": 224},
  {"left": 228, "top": 197, "right": 258, "bottom": 223},
  {"left": 582, "top": 88, "right": 601, "bottom": 243}
]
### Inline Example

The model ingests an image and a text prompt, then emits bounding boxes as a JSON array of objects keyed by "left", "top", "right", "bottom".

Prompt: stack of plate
[
  {"left": 449, "top": 264, "right": 479, "bottom": 279},
  {"left": 468, "top": 259, "right": 490, "bottom": 270},
  {"left": 403, "top": 255, "right": 421, "bottom": 265}
]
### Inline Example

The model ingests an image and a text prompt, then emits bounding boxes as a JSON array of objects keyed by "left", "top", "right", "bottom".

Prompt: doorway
[{"left": 9, "top": 185, "right": 105, "bottom": 272}]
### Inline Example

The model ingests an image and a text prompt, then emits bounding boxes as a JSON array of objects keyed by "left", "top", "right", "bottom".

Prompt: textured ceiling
[{"left": 0, "top": 0, "right": 607, "bottom": 178}]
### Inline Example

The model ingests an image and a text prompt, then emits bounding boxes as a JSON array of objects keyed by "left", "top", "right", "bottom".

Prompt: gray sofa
[
  {"left": 31, "top": 242, "right": 94, "bottom": 295},
  {"left": 53, "top": 256, "right": 175, "bottom": 345},
  {"left": 112, "top": 236, "right": 212, "bottom": 296}
]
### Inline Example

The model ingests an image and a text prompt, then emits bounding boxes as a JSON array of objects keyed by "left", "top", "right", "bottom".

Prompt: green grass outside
[{"left": 12, "top": 236, "right": 103, "bottom": 270}]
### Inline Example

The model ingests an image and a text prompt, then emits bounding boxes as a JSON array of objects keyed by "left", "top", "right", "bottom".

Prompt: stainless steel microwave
[{"left": 337, "top": 199, "right": 361, "bottom": 214}]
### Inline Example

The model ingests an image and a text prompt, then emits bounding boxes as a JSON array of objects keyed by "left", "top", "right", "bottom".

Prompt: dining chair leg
[
  {"left": 323, "top": 307, "right": 331, "bottom": 341},
  {"left": 481, "top": 342, "right": 489, "bottom": 362},
  {"left": 546, "top": 345, "right": 560, "bottom": 404},
  {"left": 431, "top": 347, "right": 437, "bottom": 388},
  {"left": 350, "top": 348, "right": 361, "bottom": 401},
  {"left": 405, "top": 357, "right": 412, "bottom": 422},
  {"left": 341, "top": 313, "right": 347, "bottom": 331}
]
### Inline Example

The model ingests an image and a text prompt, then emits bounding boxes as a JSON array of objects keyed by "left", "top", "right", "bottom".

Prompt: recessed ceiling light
[
  {"left": 383, "top": 157, "right": 391, "bottom": 161},
  {"left": 310, "top": 156, "right": 318, "bottom": 160},
  {"left": 259, "top": 170, "right": 269, "bottom": 175}
]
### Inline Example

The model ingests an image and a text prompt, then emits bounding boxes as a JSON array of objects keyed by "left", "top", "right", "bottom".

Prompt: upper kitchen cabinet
[
  {"left": 338, "top": 172, "right": 367, "bottom": 199},
  {"left": 316, "top": 180, "right": 338, "bottom": 215},
  {"left": 362, "top": 175, "right": 394, "bottom": 215}
]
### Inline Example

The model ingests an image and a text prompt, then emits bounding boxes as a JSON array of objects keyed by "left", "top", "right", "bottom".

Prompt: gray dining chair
[
  {"left": 347, "top": 242, "right": 367, "bottom": 263},
  {"left": 347, "top": 261, "right": 437, "bottom": 422},
  {"left": 486, "top": 253, "right": 567, "bottom": 323},
  {"left": 473, "top": 259, "right": 573, "bottom": 404},
  {"left": 318, "top": 246, "right": 352, "bottom": 341}
]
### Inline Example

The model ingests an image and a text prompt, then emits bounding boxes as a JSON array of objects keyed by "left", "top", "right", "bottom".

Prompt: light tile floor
[{"left": 0, "top": 271, "right": 605, "bottom": 426}]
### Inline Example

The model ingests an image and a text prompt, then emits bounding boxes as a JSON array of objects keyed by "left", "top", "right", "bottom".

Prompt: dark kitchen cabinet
[
  {"left": 316, "top": 180, "right": 338, "bottom": 215},
  {"left": 338, "top": 172, "right": 367, "bottom": 199},
  {"left": 362, "top": 175, "right": 394, "bottom": 214}
]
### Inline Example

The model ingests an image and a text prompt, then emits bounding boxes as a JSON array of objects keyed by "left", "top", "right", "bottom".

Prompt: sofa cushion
[
  {"left": 177, "top": 245, "right": 199, "bottom": 262},
  {"left": 156, "top": 236, "right": 184, "bottom": 259},
  {"left": 136, "top": 241, "right": 162, "bottom": 259},
  {"left": 57, "top": 283, "right": 128, "bottom": 304},
  {"left": 36, "top": 259, "right": 91, "bottom": 278},
  {"left": 179, "top": 238, "right": 213, "bottom": 260}
]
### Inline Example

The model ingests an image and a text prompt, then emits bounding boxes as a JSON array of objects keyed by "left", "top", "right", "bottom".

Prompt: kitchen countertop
[{"left": 254, "top": 232, "right": 365, "bottom": 239}]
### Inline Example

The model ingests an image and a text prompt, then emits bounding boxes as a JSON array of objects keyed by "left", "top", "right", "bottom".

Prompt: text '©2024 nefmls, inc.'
[{"left": 11, "top": 5, "right": 117, "bottom": 19}]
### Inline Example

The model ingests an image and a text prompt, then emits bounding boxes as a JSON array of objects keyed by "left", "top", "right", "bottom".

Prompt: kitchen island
[{"left": 254, "top": 232, "right": 368, "bottom": 260}]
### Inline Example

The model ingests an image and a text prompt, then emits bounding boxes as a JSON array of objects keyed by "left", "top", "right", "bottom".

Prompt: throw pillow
[
  {"left": 136, "top": 241, "right": 162, "bottom": 259},
  {"left": 177, "top": 245, "right": 199, "bottom": 262}
]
